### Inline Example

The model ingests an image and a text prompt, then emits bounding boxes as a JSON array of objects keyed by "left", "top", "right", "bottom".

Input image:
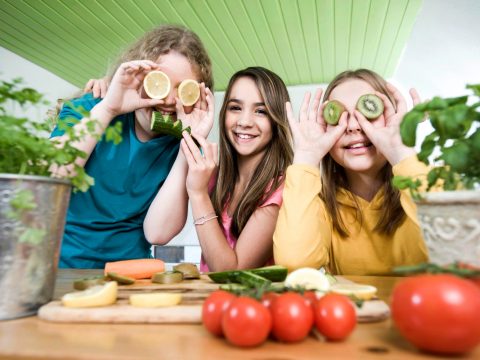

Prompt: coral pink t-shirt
[{"left": 200, "top": 182, "right": 284, "bottom": 273}]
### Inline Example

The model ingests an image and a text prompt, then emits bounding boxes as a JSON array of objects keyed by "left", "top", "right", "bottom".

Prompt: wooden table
[{"left": 0, "top": 269, "right": 478, "bottom": 359}]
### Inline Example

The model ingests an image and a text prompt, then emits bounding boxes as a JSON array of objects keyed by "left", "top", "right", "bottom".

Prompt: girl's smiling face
[
  {"left": 224, "top": 76, "right": 273, "bottom": 161},
  {"left": 328, "top": 79, "right": 388, "bottom": 175}
]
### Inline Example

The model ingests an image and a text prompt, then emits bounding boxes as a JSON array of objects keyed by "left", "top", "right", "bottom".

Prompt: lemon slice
[
  {"left": 129, "top": 293, "right": 182, "bottom": 307},
  {"left": 143, "top": 70, "right": 171, "bottom": 99},
  {"left": 284, "top": 267, "right": 331, "bottom": 291},
  {"left": 178, "top": 79, "right": 200, "bottom": 106},
  {"left": 329, "top": 283, "right": 377, "bottom": 300},
  {"left": 62, "top": 281, "right": 117, "bottom": 308}
]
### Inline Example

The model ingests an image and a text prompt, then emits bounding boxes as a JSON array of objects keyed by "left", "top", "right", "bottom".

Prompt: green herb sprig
[
  {"left": 0, "top": 78, "right": 122, "bottom": 245},
  {"left": 394, "top": 84, "right": 480, "bottom": 198}
]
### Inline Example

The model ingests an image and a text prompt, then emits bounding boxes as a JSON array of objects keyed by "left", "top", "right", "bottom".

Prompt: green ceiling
[{"left": 0, "top": 0, "right": 422, "bottom": 90}]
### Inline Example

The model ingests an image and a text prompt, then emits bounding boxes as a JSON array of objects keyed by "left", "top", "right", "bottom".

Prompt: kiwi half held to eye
[
  {"left": 323, "top": 100, "right": 346, "bottom": 125},
  {"left": 356, "top": 94, "right": 384, "bottom": 119}
]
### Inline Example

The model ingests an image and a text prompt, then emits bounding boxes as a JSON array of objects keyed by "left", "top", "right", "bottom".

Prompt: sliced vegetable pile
[{"left": 62, "top": 259, "right": 200, "bottom": 308}]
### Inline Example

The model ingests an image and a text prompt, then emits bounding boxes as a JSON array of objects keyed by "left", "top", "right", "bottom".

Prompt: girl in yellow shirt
[{"left": 273, "top": 69, "right": 429, "bottom": 275}]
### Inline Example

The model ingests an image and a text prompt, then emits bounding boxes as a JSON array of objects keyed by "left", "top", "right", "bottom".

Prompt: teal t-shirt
[{"left": 52, "top": 94, "right": 179, "bottom": 268}]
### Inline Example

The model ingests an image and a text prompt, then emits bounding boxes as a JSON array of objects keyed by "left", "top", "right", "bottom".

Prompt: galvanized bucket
[{"left": 0, "top": 174, "right": 71, "bottom": 320}]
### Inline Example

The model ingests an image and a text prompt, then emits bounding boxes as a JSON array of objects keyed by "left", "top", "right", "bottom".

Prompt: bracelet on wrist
[{"left": 193, "top": 212, "right": 218, "bottom": 225}]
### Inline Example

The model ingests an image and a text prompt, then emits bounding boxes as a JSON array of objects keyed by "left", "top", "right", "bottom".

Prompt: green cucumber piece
[
  {"left": 150, "top": 111, "right": 191, "bottom": 139},
  {"left": 151, "top": 271, "right": 183, "bottom": 284},
  {"left": 250, "top": 265, "right": 288, "bottom": 282},
  {"left": 73, "top": 275, "right": 107, "bottom": 290},
  {"left": 207, "top": 265, "right": 288, "bottom": 284},
  {"left": 106, "top": 272, "right": 136, "bottom": 285},
  {"left": 219, "top": 283, "right": 249, "bottom": 292},
  {"left": 236, "top": 271, "right": 271, "bottom": 288}
]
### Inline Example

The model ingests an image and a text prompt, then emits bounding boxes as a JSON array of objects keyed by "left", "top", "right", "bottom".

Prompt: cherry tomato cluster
[{"left": 202, "top": 290, "right": 356, "bottom": 347}]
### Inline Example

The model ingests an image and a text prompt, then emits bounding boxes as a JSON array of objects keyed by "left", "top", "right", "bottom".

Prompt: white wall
[{"left": 0, "top": 47, "right": 78, "bottom": 120}]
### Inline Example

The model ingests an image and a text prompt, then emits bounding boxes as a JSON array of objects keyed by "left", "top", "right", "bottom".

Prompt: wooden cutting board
[{"left": 38, "top": 275, "right": 390, "bottom": 324}]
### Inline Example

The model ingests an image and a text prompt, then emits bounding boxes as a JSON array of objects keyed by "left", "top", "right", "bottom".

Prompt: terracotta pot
[{"left": 416, "top": 190, "right": 480, "bottom": 266}]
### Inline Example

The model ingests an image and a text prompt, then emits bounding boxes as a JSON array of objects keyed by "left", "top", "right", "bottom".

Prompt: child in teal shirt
[{"left": 52, "top": 25, "right": 214, "bottom": 268}]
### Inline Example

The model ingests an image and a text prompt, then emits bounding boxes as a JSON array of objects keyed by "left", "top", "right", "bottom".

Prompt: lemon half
[
  {"left": 62, "top": 281, "right": 118, "bottom": 308},
  {"left": 178, "top": 79, "right": 200, "bottom": 106},
  {"left": 129, "top": 293, "right": 182, "bottom": 307},
  {"left": 284, "top": 268, "right": 331, "bottom": 291},
  {"left": 143, "top": 70, "right": 171, "bottom": 99},
  {"left": 329, "top": 283, "right": 377, "bottom": 300}
]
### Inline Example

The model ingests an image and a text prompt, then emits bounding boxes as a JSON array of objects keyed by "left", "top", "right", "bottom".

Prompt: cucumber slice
[
  {"left": 207, "top": 265, "right": 288, "bottom": 284},
  {"left": 106, "top": 272, "right": 135, "bottom": 285},
  {"left": 219, "top": 283, "right": 249, "bottom": 292},
  {"left": 173, "top": 263, "right": 200, "bottom": 279},
  {"left": 236, "top": 271, "right": 271, "bottom": 288},
  {"left": 73, "top": 276, "right": 107, "bottom": 290},
  {"left": 152, "top": 271, "right": 183, "bottom": 284},
  {"left": 150, "top": 111, "right": 192, "bottom": 139}
]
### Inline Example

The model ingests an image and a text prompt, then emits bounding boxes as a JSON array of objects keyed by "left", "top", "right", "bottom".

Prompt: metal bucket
[{"left": 0, "top": 174, "right": 71, "bottom": 320}]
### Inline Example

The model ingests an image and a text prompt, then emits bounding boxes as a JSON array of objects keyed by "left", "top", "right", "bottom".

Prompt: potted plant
[
  {"left": 393, "top": 84, "right": 480, "bottom": 266},
  {"left": 0, "top": 79, "right": 121, "bottom": 320}
]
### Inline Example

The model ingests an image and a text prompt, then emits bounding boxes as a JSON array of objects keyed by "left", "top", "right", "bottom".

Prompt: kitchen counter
[{"left": 0, "top": 269, "right": 477, "bottom": 359}]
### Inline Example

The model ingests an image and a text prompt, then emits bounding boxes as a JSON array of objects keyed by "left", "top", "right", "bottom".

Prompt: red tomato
[
  {"left": 261, "top": 291, "right": 279, "bottom": 309},
  {"left": 456, "top": 262, "right": 480, "bottom": 289},
  {"left": 202, "top": 290, "right": 236, "bottom": 337},
  {"left": 222, "top": 296, "right": 272, "bottom": 347},
  {"left": 314, "top": 294, "right": 356, "bottom": 341},
  {"left": 391, "top": 274, "right": 480, "bottom": 355},
  {"left": 270, "top": 292, "right": 314, "bottom": 342},
  {"left": 302, "top": 291, "right": 318, "bottom": 308}
]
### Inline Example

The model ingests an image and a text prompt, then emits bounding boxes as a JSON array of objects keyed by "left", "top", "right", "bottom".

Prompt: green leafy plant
[
  {"left": 393, "top": 84, "right": 480, "bottom": 198},
  {"left": 0, "top": 78, "right": 122, "bottom": 244}
]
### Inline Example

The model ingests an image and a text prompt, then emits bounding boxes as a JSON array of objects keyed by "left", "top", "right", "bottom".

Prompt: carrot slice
[{"left": 104, "top": 259, "right": 165, "bottom": 279}]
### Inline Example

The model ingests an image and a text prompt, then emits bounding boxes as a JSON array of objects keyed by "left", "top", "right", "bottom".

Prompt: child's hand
[
  {"left": 180, "top": 131, "right": 218, "bottom": 196},
  {"left": 84, "top": 77, "right": 109, "bottom": 98},
  {"left": 356, "top": 83, "right": 419, "bottom": 165},
  {"left": 287, "top": 89, "right": 347, "bottom": 167},
  {"left": 98, "top": 60, "right": 166, "bottom": 119},
  {"left": 176, "top": 83, "right": 214, "bottom": 138}
]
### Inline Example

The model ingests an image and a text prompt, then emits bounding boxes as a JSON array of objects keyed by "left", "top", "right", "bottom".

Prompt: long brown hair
[
  {"left": 110, "top": 24, "right": 213, "bottom": 90},
  {"left": 321, "top": 69, "right": 405, "bottom": 237},
  {"left": 211, "top": 67, "right": 293, "bottom": 238}
]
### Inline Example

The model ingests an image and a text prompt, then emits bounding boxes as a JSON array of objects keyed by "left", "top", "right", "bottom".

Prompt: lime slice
[
  {"left": 143, "top": 70, "right": 171, "bottom": 99},
  {"left": 62, "top": 281, "right": 118, "bottom": 308},
  {"left": 178, "top": 79, "right": 200, "bottom": 106},
  {"left": 284, "top": 267, "right": 331, "bottom": 291},
  {"left": 129, "top": 293, "right": 182, "bottom": 307},
  {"left": 329, "top": 283, "right": 377, "bottom": 300}
]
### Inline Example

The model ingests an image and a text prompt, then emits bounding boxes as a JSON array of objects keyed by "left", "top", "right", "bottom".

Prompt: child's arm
[
  {"left": 273, "top": 90, "right": 345, "bottom": 271},
  {"left": 273, "top": 164, "right": 332, "bottom": 271},
  {"left": 181, "top": 133, "right": 275, "bottom": 271},
  {"left": 51, "top": 61, "right": 164, "bottom": 175},
  {"left": 143, "top": 85, "right": 215, "bottom": 245}
]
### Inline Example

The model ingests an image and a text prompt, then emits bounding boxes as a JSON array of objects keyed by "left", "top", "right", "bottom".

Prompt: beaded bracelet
[{"left": 193, "top": 212, "right": 218, "bottom": 225}]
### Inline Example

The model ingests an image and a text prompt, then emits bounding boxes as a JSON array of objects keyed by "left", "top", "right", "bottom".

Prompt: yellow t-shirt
[{"left": 273, "top": 155, "right": 429, "bottom": 275}]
